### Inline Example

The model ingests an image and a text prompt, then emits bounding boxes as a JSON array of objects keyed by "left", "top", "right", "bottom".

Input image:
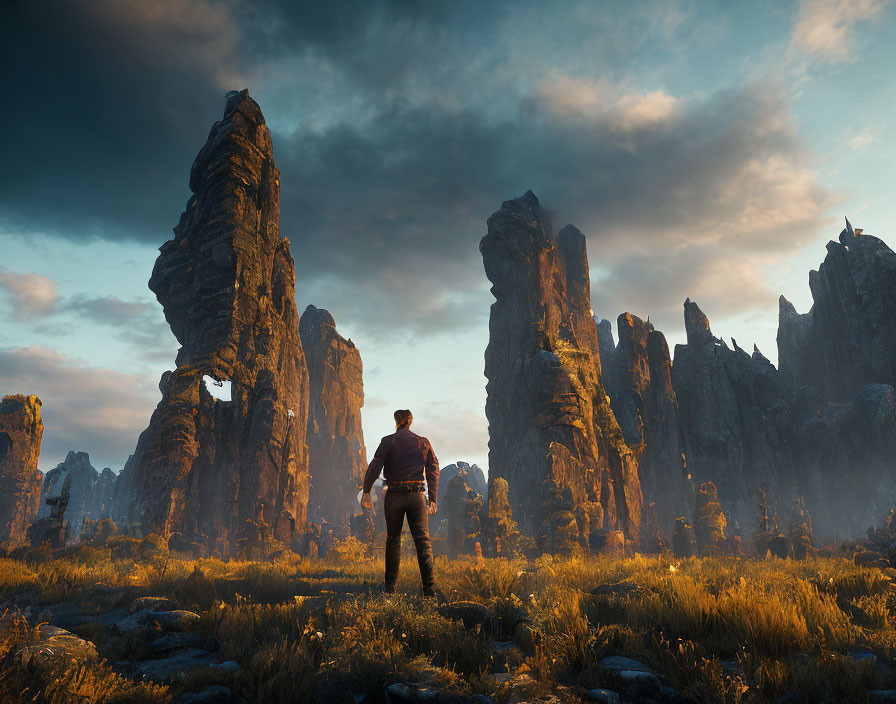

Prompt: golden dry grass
[{"left": 1, "top": 548, "right": 895, "bottom": 703}]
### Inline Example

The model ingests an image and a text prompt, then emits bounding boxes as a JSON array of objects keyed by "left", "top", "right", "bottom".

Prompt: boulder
[
  {"left": 181, "top": 686, "right": 233, "bottom": 704},
  {"left": 15, "top": 623, "right": 98, "bottom": 677}
]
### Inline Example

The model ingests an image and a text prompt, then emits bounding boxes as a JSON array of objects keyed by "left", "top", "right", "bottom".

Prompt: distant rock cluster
[{"left": 599, "top": 218, "right": 896, "bottom": 544}]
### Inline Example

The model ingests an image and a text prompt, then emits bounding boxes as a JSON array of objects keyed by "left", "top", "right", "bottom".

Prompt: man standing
[{"left": 362, "top": 409, "right": 439, "bottom": 597}]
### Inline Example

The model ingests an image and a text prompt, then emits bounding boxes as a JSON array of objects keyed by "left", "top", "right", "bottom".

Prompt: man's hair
[{"left": 394, "top": 409, "right": 413, "bottom": 427}]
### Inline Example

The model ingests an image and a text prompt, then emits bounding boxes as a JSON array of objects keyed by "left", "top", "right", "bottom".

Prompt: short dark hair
[{"left": 394, "top": 409, "right": 413, "bottom": 427}]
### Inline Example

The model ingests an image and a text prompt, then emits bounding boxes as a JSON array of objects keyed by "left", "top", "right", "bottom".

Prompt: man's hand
[
  {"left": 428, "top": 501, "right": 437, "bottom": 515},
  {"left": 361, "top": 491, "right": 374, "bottom": 512}
]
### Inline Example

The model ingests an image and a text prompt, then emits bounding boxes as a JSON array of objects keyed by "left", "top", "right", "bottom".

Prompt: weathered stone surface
[
  {"left": 598, "top": 313, "right": 692, "bottom": 541},
  {"left": 693, "top": 481, "right": 727, "bottom": 556},
  {"left": 116, "top": 648, "right": 219, "bottom": 682},
  {"left": 796, "top": 383, "right": 896, "bottom": 538},
  {"left": 672, "top": 299, "right": 803, "bottom": 534},
  {"left": 441, "top": 472, "right": 483, "bottom": 557},
  {"left": 480, "top": 191, "right": 641, "bottom": 546},
  {"left": 672, "top": 517, "right": 695, "bottom": 559},
  {"left": 123, "top": 90, "right": 310, "bottom": 554},
  {"left": 299, "top": 305, "right": 366, "bottom": 530},
  {"left": 39, "top": 451, "right": 113, "bottom": 540},
  {"left": 27, "top": 474, "right": 71, "bottom": 547},
  {"left": 778, "top": 220, "right": 896, "bottom": 402},
  {"left": 0, "top": 394, "right": 43, "bottom": 548},
  {"left": 482, "top": 476, "right": 528, "bottom": 558},
  {"left": 438, "top": 462, "right": 487, "bottom": 499},
  {"left": 15, "top": 622, "right": 98, "bottom": 677}
]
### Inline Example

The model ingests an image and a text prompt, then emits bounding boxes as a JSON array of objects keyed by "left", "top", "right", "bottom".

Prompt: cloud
[
  {"left": 0, "top": 0, "right": 246, "bottom": 242},
  {"left": 532, "top": 73, "right": 682, "bottom": 131},
  {"left": 845, "top": 127, "right": 879, "bottom": 151},
  {"left": 282, "top": 79, "right": 832, "bottom": 339},
  {"left": 0, "top": 346, "right": 162, "bottom": 470},
  {"left": 790, "top": 0, "right": 889, "bottom": 63},
  {"left": 1, "top": 2, "right": 834, "bottom": 343},
  {"left": 65, "top": 295, "right": 177, "bottom": 364},
  {"left": 0, "top": 269, "right": 59, "bottom": 320}
]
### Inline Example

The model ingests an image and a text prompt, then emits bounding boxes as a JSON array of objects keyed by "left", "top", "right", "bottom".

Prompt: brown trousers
[{"left": 383, "top": 490, "right": 435, "bottom": 593}]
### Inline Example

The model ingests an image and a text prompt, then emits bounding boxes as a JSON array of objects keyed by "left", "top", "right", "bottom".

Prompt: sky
[{"left": 1, "top": 0, "right": 895, "bottom": 473}]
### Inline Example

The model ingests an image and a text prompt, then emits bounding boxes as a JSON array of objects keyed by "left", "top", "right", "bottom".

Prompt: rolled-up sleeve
[
  {"left": 424, "top": 441, "right": 440, "bottom": 503},
  {"left": 362, "top": 438, "right": 388, "bottom": 493}
]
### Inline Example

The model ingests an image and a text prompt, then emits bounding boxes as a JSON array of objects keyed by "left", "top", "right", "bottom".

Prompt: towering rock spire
[
  {"left": 125, "top": 90, "right": 310, "bottom": 554},
  {"left": 683, "top": 298, "right": 713, "bottom": 347},
  {"left": 299, "top": 305, "right": 366, "bottom": 530},
  {"left": 480, "top": 191, "right": 641, "bottom": 548},
  {"left": 0, "top": 394, "right": 43, "bottom": 548},
  {"left": 777, "top": 224, "right": 896, "bottom": 402},
  {"left": 599, "top": 313, "right": 692, "bottom": 538}
]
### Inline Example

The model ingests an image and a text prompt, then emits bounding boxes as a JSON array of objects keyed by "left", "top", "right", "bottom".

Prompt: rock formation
[
  {"left": 438, "top": 462, "right": 487, "bottom": 499},
  {"left": 433, "top": 462, "right": 486, "bottom": 527},
  {"left": 39, "top": 451, "right": 115, "bottom": 540},
  {"left": 672, "top": 517, "right": 695, "bottom": 559},
  {"left": 693, "top": 481, "right": 726, "bottom": 556},
  {"left": 671, "top": 299, "right": 803, "bottom": 533},
  {"left": 299, "top": 305, "right": 366, "bottom": 530},
  {"left": 795, "top": 383, "right": 896, "bottom": 538},
  {"left": 483, "top": 476, "right": 528, "bottom": 558},
  {"left": 0, "top": 395, "right": 43, "bottom": 548},
  {"left": 28, "top": 474, "right": 71, "bottom": 548},
  {"left": 480, "top": 191, "right": 641, "bottom": 547},
  {"left": 441, "top": 472, "right": 483, "bottom": 557},
  {"left": 597, "top": 313, "right": 692, "bottom": 538},
  {"left": 779, "top": 220, "right": 896, "bottom": 402},
  {"left": 124, "top": 90, "right": 310, "bottom": 555}
]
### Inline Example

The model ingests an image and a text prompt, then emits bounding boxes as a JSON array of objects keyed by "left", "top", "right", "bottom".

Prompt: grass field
[{"left": 2, "top": 544, "right": 895, "bottom": 703}]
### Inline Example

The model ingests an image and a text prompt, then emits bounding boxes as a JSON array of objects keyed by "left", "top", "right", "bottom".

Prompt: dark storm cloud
[
  {"left": 0, "top": 0, "right": 244, "bottom": 242},
  {"left": 279, "top": 81, "right": 831, "bottom": 336},
  {"left": 0, "top": 346, "right": 161, "bottom": 470},
  {"left": 1, "top": 0, "right": 832, "bottom": 340}
]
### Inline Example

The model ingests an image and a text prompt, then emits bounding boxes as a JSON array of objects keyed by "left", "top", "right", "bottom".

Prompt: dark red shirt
[{"left": 362, "top": 426, "right": 440, "bottom": 502}]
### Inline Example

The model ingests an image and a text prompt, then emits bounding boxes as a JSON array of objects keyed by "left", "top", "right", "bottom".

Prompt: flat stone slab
[
  {"left": 131, "top": 596, "right": 174, "bottom": 613},
  {"left": 116, "top": 648, "right": 218, "bottom": 682},
  {"left": 181, "top": 685, "right": 232, "bottom": 703},
  {"left": 115, "top": 608, "right": 200, "bottom": 633},
  {"left": 584, "top": 690, "right": 619, "bottom": 704},
  {"left": 599, "top": 655, "right": 655, "bottom": 674},
  {"left": 149, "top": 632, "right": 207, "bottom": 652}
]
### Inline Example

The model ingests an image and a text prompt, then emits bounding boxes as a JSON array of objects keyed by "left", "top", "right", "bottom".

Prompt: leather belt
[{"left": 386, "top": 481, "right": 426, "bottom": 493}]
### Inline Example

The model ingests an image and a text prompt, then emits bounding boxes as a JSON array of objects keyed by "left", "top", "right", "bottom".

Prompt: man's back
[{"left": 363, "top": 426, "right": 440, "bottom": 502}]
